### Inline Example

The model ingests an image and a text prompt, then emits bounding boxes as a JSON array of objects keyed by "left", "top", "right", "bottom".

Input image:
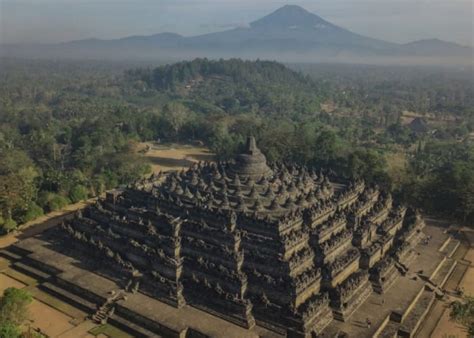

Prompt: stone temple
[{"left": 2, "top": 137, "right": 436, "bottom": 337}]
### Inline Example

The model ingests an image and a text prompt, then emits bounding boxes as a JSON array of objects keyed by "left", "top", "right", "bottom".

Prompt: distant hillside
[
  {"left": 400, "top": 39, "right": 471, "bottom": 56},
  {"left": 126, "top": 58, "right": 327, "bottom": 115},
  {"left": 2, "top": 5, "right": 471, "bottom": 65}
]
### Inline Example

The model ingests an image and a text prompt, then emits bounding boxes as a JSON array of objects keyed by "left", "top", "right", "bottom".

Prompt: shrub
[
  {"left": 47, "top": 194, "right": 70, "bottom": 212},
  {"left": 37, "top": 192, "right": 71, "bottom": 212},
  {"left": 0, "top": 321, "right": 21, "bottom": 338},
  {"left": 69, "top": 185, "right": 89, "bottom": 203},
  {"left": 1, "top": 218, "right": 17, "bottom": 234},
  {"left": 22, "top": 202, "right": 44, "bottom": 223}
]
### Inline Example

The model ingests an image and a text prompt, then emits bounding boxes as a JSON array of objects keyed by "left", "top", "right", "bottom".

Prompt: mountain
[
  {"left": 1, "top": 5, "right": 471, "bottom": 64},
  {"left": 185, "top": 5, "right": 396, "bottom": 53},
  {"left": 65, "top": 32, "right": 183, "bottom": 47},
  {"left": 400, "top": 39, "right": 471, "bottom": 56}
]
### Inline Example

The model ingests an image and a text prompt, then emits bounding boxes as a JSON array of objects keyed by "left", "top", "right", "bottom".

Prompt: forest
[{"left": 0, "top": 57, "right": 473, "bottom": 233}]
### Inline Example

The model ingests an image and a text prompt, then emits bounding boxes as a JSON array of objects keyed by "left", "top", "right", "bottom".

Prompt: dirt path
[{"left": 0, "top": 199, "right": 97, "bottom": 249}]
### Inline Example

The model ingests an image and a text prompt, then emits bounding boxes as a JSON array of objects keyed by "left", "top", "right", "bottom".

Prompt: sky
[{"left": 1, "top": 0, "right": 473, "bottom": 46}]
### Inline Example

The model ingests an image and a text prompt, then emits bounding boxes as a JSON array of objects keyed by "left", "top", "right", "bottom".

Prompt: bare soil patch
[
  {"left": 28, "top": 299, "right": 75, "bottom": 337},
  {"left": 463, "top": 248, "right": 474, "bottom": 264},
  {"left": 431, "top": 306, "right": 468, "bottom": 338},
  {"left": 138, "top": 142, "right": 214, "bottom": 173},
  {"left": 0, "top": 273, "right": 26, "bottom": 293},
  {"left": 459, "top": 266, "right": 474, "bottom": 296}
]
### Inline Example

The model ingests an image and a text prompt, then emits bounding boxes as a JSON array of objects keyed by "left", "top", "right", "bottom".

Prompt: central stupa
[{"left": 230, "top": 136, "right": 273, "bottom": 179}]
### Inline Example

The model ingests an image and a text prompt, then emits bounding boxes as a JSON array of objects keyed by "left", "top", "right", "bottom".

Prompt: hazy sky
[{"left": 1, "top": 0, "right": 473, "bottom": 46}]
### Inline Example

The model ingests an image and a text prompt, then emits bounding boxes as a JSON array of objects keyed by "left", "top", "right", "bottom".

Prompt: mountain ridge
[{"left": 1, "top": 5, "right": 471, "bottom": 64}]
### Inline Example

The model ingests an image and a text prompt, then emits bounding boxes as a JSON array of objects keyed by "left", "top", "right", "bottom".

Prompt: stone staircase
[
  {"left": 375, "top": 286, "right": 435, "bottom": 338},
  {"left": 376, "top": 235, "right": 463, "bottom": 338},
  {"left": 439, "top": 238, "right": 460, "bottom": 258},
  {"left": 424, "top": 280, "right": 445, "bottom": 298},
  {"left": 91, "top": 291, "right": 125, "bottom": 324},
  {"left": 0, "top": 249, "right": 22, "bottom": 262},
  {"left": 398, "top": 289, "right": 435, "bottom": 337},
  {"left": 40, "top": 282, "right": 158, "bottom": 337},
  {"left": 430, "top": 257, "right": 457, "bottom": 289},
  {"left": 92, "top": 301, "right": 114, "bottom": 324},
  {"left": 394, "top": 261, "right": 409, "bottom": 275}
]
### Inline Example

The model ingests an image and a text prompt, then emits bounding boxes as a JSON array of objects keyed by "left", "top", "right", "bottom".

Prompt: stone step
[
  {"left": 332, "top": 280, "right": 373, "bottom": 322},
  {"left": 430, "top": 258, "right": 457, "bottom": 288},
  {"left": 399, "top": 248, "right": 418, "bottom": 268},
  {"left": 22, "top": 255, "right": 63, "bottom": 275},
  {"left": 93, "top": 313, "right": 106, "bottom": 320},
  {"left": 451, "top": 241, "right": 469, "bottom": 261},
  {"left": 3, "top": 267, "right": 38, "bottom": 286},
  {"left": 378, "top": 289, "right": 436, "bottom": 338},
  {"left": 0, "top": 249, "right": 22, "bottom": 261},
  {"left": 441, "top": 238, "right": 460, "bottom": 258},
  {"left": 444, "top": 261, "right": 469, "bottom": 292},
  {"left": 398, "top": 289, "right": 435, "bottom": 337},
  {"left": 438, "top": 237, "right": 451, "bottom": 252},
  {"left": 372, "top": 267, "right": 400, "bottom": 294},
  {"left": 12, "top": 261, "right": 51, "bottom": 280},
  {"left": 108, "top": 313, "right": 164, "bottom": 338},
  {"left": 394, "top": 261, "right": 409, "bottom": 275},
  {"left": 39, "top": 282, "right": 97, "bottom": 314},
  {"left": 3, "top": 245, "right": 32, "bottom": 257},
  {"left": 376, "top": 320, "right": 399, "bottom": 338},
  {"left": 40, "top": 282, "right": 162, "bottom": 337}
]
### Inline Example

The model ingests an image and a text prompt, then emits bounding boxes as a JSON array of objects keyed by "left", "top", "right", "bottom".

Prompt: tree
[
  {"left": 0, "top": 288, "right": 32, "bottom": 332},
  {"left": 313, "top": 129, "right": 343, "bottom": 166},
  {"left": 163, "top": 102, "right": 189, "bottom": 141},
  {"left": 344, "top": 149, "right": 391, "bottom": 187},
  {"left": 22, "top": 202, "right": 44, "bottom": 223},
  {"left": 0, "top": 150, "right": 39, "bottom": 222}
]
